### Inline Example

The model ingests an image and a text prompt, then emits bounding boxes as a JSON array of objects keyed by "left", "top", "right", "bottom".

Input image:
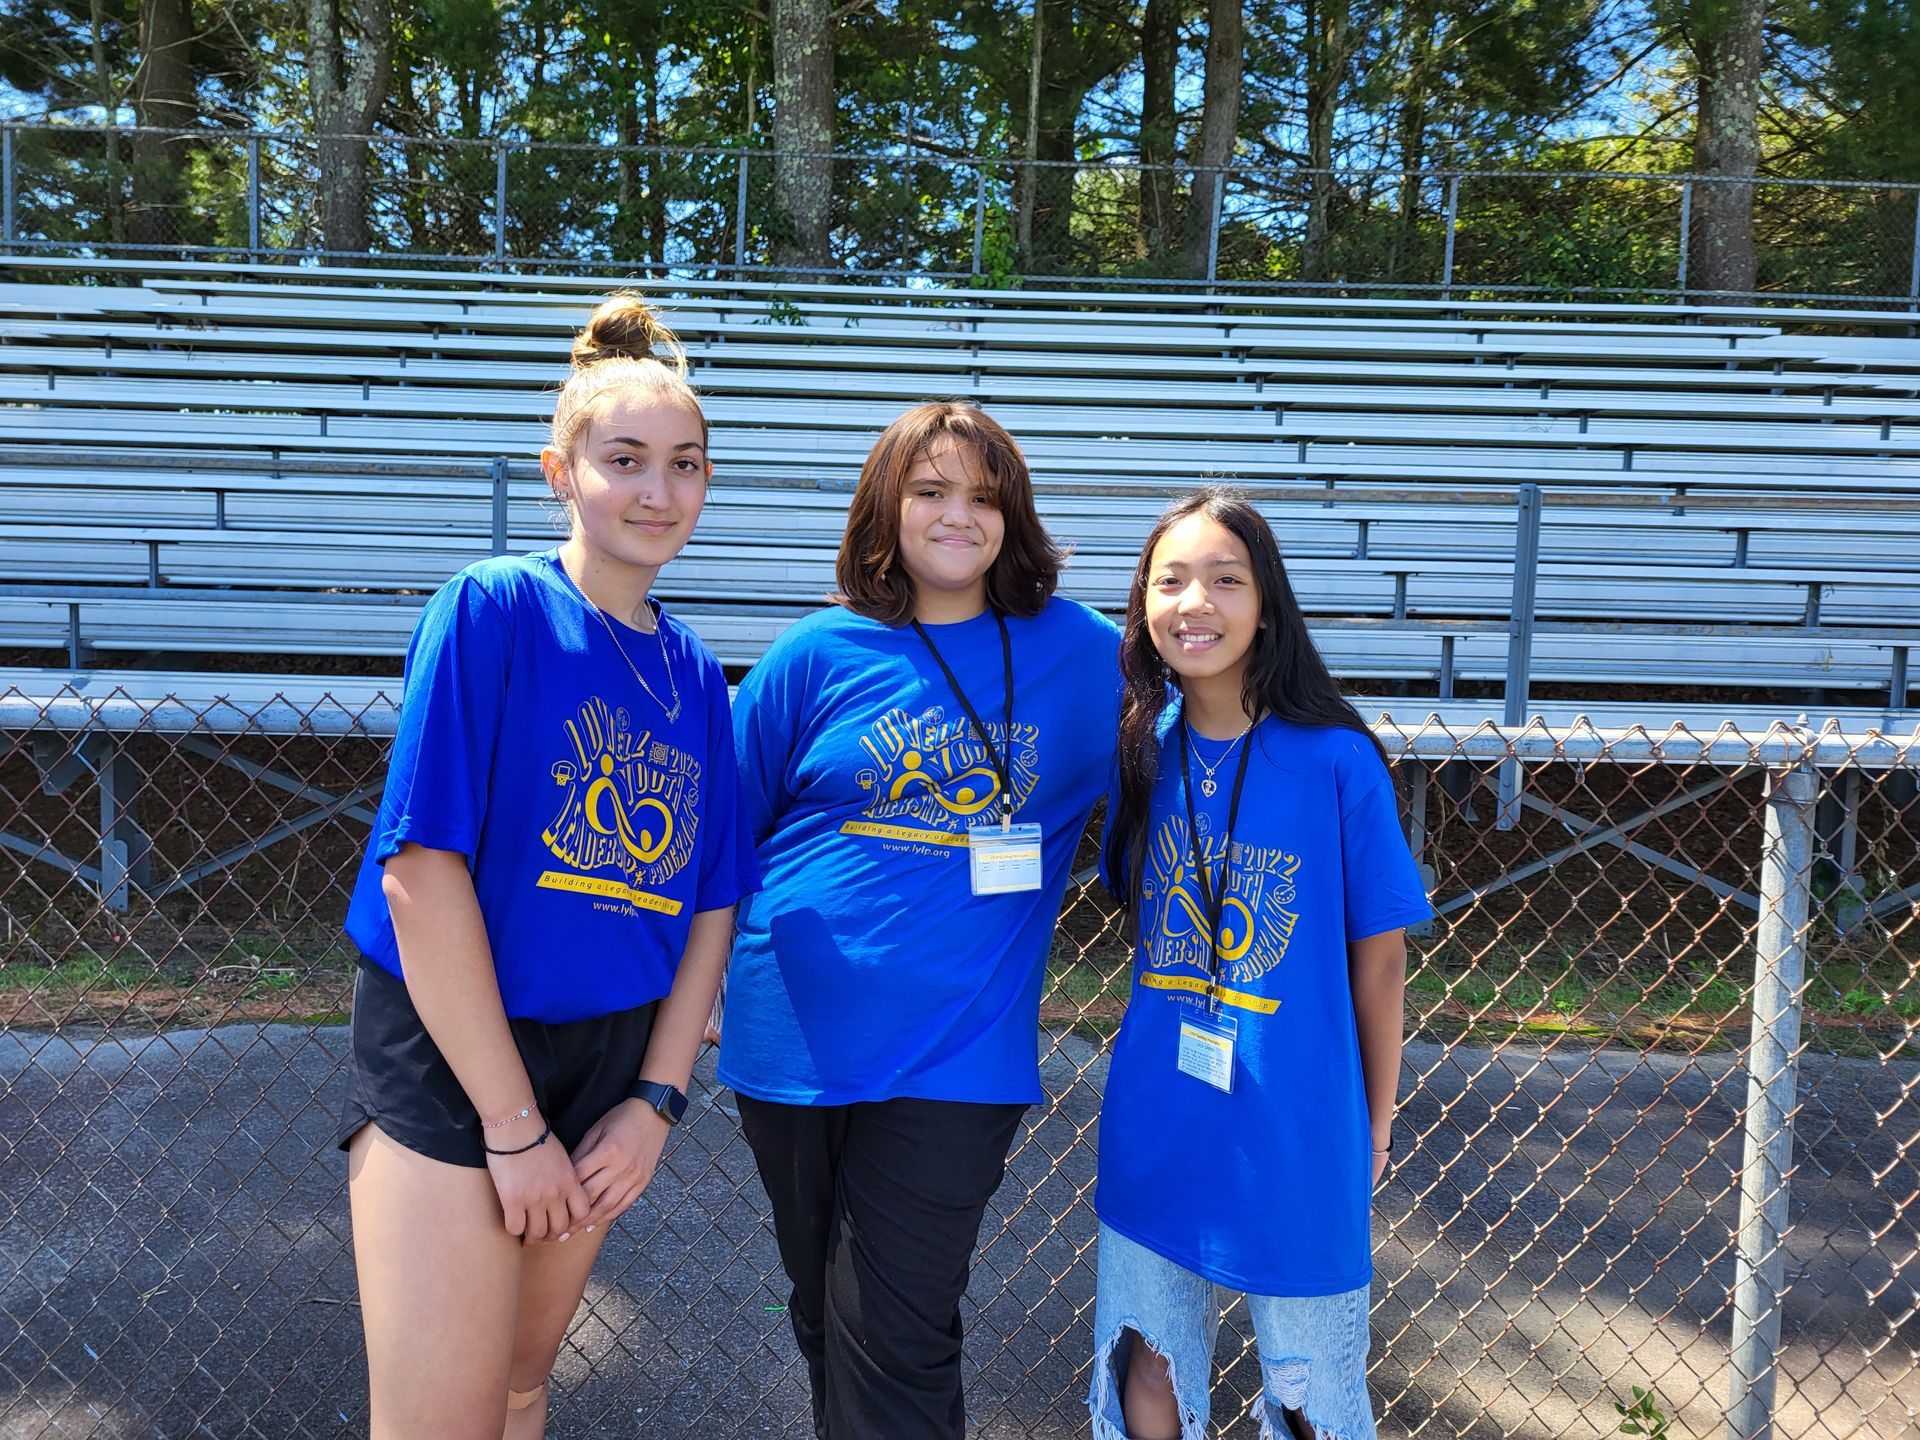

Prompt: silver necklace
[
  {"left": 1190, "top": 717, "right": 1255, "bottom": 797},
  {"left": 566, "top": 564, "right": 682, "bottom": 722}
]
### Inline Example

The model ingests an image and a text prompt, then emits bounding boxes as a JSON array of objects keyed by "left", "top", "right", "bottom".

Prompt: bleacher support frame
[{"left": 6, "top": 674, "right": 1913, "bottom": 937}]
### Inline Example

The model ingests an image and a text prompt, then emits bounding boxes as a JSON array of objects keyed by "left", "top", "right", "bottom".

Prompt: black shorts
[{"left": 333, "top": 960, "right": 659, "bottom": 1169}]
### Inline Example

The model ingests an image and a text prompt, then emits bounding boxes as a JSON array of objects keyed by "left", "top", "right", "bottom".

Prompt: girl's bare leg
[
  {"left": 1122, "top": 1330, "right": 1183, "bottom": 1440},
  {"left": 500, "top": 1226, "right": 608, "bottom": 1440},
  {"left": 349, "top": 1125, "right": 524, "bottom": 1440}
]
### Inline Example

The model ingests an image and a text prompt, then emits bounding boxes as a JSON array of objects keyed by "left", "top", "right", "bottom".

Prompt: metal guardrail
[
  {"left": 4, "top": 123, "right": 1920, "bottom": 307},
  {"left": 1, "top": 703, "right": 1914, "bottom": 1437}
]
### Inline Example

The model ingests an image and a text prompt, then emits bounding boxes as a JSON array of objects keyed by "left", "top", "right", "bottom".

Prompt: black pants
[{"left": 736, "top": 1094, "right": 1028, "bottom": 1440}]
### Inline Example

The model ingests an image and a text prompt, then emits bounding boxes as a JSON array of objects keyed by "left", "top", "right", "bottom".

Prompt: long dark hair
[{"left": 1104, "top": 485, "right": 1386, "bottom": 935}]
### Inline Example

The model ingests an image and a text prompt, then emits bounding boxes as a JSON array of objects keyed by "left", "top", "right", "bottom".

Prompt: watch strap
[{"left": 631, "top": 1079, "right": 688, "bottom": 1125}]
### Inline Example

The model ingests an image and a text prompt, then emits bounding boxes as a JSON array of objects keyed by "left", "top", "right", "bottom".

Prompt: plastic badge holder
[
  {"left": 967, "top": 823, "right": 1044, "bottom": 895},
  {"left": 1177, "top": 1010, "right": 1237, "bottom": 1092}
]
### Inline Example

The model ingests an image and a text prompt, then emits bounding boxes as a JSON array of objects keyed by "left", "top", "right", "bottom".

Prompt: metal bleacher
[{"left": 3, "top": 257, "right": 1919, "bottom": 732}]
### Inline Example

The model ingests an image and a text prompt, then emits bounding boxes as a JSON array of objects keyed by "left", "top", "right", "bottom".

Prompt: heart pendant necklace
[{"left": 1191, "top": 717, "right": 1256, "bottom": 798}]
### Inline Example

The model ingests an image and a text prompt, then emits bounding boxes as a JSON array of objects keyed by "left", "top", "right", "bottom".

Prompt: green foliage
[
  {"left": 0, "top": 0, "right": 1911, "bottom": 296},
  {"left": 1451, "top": 174, "right": 1683, "bottom": 299},
  {"left": 974, "top": 200, "right": 1021, "bottom": 289},
  {"left": 760, "top": 294, "right": 806, "bottom": 325},
  {"left": 1614, "top": 1385, "right": 1672, "bottom": 1438}
]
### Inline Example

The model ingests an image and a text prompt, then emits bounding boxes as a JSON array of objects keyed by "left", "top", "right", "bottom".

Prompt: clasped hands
[{"left": 483, "top": 1099, "right": 671, "bottom": 1243}]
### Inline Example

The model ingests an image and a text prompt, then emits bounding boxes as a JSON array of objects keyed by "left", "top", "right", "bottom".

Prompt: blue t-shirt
[
  {"left": 719, "top": 598, "right": 1120, "bottom": 1105},
  {"left": 1095, "top": 708, "right": 1431, "bottom": 1296},
  {"left": 344, "top": 551, "right": 761, "bottom": 1024}
]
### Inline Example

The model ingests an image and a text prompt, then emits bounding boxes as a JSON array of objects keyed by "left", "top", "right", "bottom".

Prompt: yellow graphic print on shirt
[
  {"left": 538, "top": 696, "right": 700, "bottom": 916},
  {"left": 1140, "top": 813, "right": 1302, "bottom": 1015},
  {"left": 839, "top": 706, "right": 1040, "bottom": 848}
]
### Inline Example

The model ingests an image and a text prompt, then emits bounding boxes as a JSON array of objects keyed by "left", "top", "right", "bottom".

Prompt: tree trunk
[
  {"left": 1688, "top": 0, "right": 1766, "bottom": 299},
  {"left": 1182, "top": 0, "right": 1242, "bottom": 276},
  {"left": 1029, "top": 92, "right": 1080, "bottom": 271},
  {"left": 615, "top": 67, "right": 638, "bottom": 258},
  {"left": 450, "top": 74, "right": 485, "bottom": 254},
  {"left": 1139, "top": 0, "right": 1178, "bottom": 259},
  {"left": 1017, "top": 0, "right": 1043, "bottom": 254},
  {"left": 130, "top": 0, "right": 194, "bottom": 247},
  {"left": 1302, "top": 0, "right": 1350, "bottom": 283},
  {"left": 744, "top": 26, "right": 759, "bottom": 140},
  {"left": 309, "top": 0, "right": 394, "bottom": 260},
  {"left": 397, "top": 84, "right": 430, "bottom": 248},
  {"left": 642, "top": 13, "right": 666, "bottom": 268},
  {"left": 1390, "top": 1, "right": 1433, "bottom": 281},
  {"left": 772, "top": 0, "right": 834, "bottom": 270},
  {"left": 88, "top": 0, "right": 126, "bottom": 246}
]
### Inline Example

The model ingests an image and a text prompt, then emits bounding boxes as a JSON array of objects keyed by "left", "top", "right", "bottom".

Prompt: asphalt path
[{"left": 1, "top": 1028, "right": 1913, "bottom": 1439}]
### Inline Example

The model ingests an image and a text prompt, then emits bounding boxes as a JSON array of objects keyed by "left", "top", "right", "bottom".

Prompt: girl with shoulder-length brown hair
[
  {"left": 719, "top": 401, "right": 1119, "bottom": 1439},
  {"left": 834, "top": 400, "right": 1066, "bottom": 625}
]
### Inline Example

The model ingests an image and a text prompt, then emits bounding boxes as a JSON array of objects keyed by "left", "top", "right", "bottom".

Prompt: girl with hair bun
[{"left": 336, "top": 292, "right": 758, "bottom": 1439}]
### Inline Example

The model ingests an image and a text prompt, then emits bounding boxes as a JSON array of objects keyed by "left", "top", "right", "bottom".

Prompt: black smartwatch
[{"left": 631, "top": 1079, "right": 688, "bottom": 1126}]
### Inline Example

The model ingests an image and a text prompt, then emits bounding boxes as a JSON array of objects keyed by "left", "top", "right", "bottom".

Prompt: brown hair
[
  {"left": 549, "top": 291, "right": 706, "bottom": 458},
  {"left": 833, "top": 402, "right": 1064, "bottom": 626}
]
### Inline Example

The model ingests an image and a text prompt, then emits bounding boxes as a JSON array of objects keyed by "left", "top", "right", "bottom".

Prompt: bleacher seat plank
[
  {"left": 3, "top": 269, "right": 1918, "bottom": 703},
  {"left": 12, "top": 349, "right": 1920, "bottom": 428},
  {"left": 14, "top": 254, "right": 1920, "bottom": 331}
]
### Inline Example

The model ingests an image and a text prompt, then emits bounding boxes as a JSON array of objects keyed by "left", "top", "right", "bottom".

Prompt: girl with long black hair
[{"left": 1089, "top": 486, "right": 1430, "bottom": 1440}]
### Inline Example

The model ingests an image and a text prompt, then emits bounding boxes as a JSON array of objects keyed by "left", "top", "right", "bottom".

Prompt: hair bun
[{"left": 571, "top": 291, "right": 686, "bottom": 376}]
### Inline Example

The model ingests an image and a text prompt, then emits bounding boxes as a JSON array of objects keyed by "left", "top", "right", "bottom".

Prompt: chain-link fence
[
  {"left": 1, "top": 692, "right": 1916, "bottom": 1439},
  {"left": 6, "top": 123, "right": 1920, "bottom": 306}
]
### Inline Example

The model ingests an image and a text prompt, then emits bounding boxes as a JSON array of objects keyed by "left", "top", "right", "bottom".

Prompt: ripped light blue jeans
[{"left": 1088, "top": 1224, "right": 1377, "bottom": 1440}]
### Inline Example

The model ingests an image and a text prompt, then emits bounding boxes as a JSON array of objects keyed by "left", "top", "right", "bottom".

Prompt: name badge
[
  {"left": 967, "top": 823, "right": 1045, "bottom": 896},
  {"left": 1177, "top": 1011, "right": 1237, "bottom": 1092}
]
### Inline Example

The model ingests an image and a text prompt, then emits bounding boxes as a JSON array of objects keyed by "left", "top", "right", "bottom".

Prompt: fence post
[
  {"left": 1726, "top": 760, "right": 1816, "bottom": 1440},
  {"left": 1496, "top": 483, "right": 1541, "bottom": 829},
  {"left": 1908, "top": 190, "right": 1920, "bottom": 314},
  {"left": 1677, "top": 179, "right": 1694, "bottom": 293},
  {"left": 1817, "top": 769, "right": 1866, "bottom": 934},
  {"left": 2, "top": 123, "right": 15, "bottom": 252},
  {"left": 971, "top": 168, "right": 987, "bottom": 278},
  {"left": 96, "top": 739, "right": 149, "bottom": 914},
  {"left": 246, "top": 137, "right": 262, "bottom": 260},
  {"left": 735, "top": 153, "right": 751, "bottom": 276},
  {"left": 1440, "top": 175, "right": 1460, "bottom": 300},
  {"left": 1406, "top": 765, "right": 1436, "bottom": 938},
  {"left": 1205, "top": 165, "right": 1225, "bottom": 290},
  {"left": 493, "top": 142, "right": 509, "bottom": 266},
  {"left": 491, "top": 457, "right": 510, "bottom": 556}
]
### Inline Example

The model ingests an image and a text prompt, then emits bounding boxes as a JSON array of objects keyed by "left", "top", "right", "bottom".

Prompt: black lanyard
[
  {"left": 910, "top": 610, "right": 1016, "bottom": 828},
  {"left": 1179, "top": 713, "right": 1256, "bottom": 1001}
]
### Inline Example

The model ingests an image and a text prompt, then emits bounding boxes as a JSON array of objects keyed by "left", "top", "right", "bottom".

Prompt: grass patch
[
  {"left": 0, "top": 955, "right": 164, "bottom": 994},
  {"left": 0, "top": 940, "right": 354, "bottom": 1029},
  {"left": 1045, "top": 934, "right": 1918, "bottom": 1057},
  {"left": 3, "top": 909, "right": 1912, "bottom": 1058}
]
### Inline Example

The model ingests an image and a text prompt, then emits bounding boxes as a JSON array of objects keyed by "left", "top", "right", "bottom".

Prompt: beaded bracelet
[
  {"left": 481, "top": 1106, "right": 535, "bottom": 1131},
  {"left": 484, "top": 1124, "right": 552, "bottom": 1157}
]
